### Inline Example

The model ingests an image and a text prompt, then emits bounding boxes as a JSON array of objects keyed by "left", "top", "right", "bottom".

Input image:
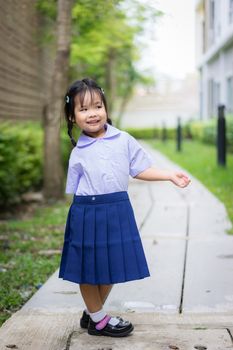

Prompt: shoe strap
[{"left": 95, "top": 315, "right": 111, "bottom": 330}]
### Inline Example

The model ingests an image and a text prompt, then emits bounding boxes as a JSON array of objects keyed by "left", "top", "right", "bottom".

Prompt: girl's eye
[
  {"left": 80, "top": 108, "right": 87, "bottom": 112},
  {"left": 97, "top": 105, "right": 102, "bottom": 109}
]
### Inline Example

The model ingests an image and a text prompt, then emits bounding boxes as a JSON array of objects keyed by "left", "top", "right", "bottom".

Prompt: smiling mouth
[{"left": 87, "top": 119, "right": 100, "bottom": 125}]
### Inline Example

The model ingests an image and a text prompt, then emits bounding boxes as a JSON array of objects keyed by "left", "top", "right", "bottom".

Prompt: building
[
  {"left": 195, "top": 0, "right": 233, "bottom": 119},
  {"left": 0, "top": 0, "right": 53, "bottom": 121},
  {"left": 122, "top": 74, "right": 199, "bottom": 128}
]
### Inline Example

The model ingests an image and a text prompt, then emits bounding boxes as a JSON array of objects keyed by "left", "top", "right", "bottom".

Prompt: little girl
[{"left": 58, "top": 78, "right": 191, "bottom": 337}]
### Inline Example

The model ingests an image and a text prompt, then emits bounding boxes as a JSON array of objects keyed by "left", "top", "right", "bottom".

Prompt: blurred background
[
  {"left": 0, "top": 0, "right": 199, "bottom": 128},
  {"left": 0, "top": 0, "right": 232, "bottom": 327}
]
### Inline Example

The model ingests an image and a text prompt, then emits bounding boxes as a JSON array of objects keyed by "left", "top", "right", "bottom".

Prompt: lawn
[
  {"left": 148, "top": 139, "right": 233, "bottom": 234},
  {"left": 0, "top": 197, "right": 71, "bottom": 326}
]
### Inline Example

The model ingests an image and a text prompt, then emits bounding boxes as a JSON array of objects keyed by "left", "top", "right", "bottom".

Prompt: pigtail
[
  {"left": 64, "top": 93, "right": 77, "bottom": 147},
  {"left": 67, "top": 120, "right": 77, "bottom": 147}
]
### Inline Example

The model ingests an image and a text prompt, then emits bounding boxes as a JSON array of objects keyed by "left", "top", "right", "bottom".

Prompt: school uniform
[{"left": 58, "top": 123, "right": 153, "bottom": 285}]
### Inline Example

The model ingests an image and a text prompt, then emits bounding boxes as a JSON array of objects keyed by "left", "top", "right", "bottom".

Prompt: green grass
[
  {"left": 148, "top": 139, "right": 233, "bottom": 234},
  {"left": 0, "top": 197, "right": 71, "bottom": 326}
]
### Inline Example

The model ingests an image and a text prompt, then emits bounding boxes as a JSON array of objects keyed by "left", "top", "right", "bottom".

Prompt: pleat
[
  {"left": 95, "top": 205, "right": 110, "bottom": 283},
  {"left": 63, "top": 204, "right": 85, "bottom": 282},
  {"left": 82, "top": 205, "right": 96, "bottom": 283},
  {"left": 107, "top": 203, "right": 125, "bottom": 283},
  {"left": 116, "top": 203, "right": 126, "bottom": 282},
  {"left": 58, "top": 205, "right": 72, "bottom": 278},
  {"left": 118, "top": 201, "right": 141, "bottom": 280},
  {"left": 126, "top": 201, "right": 150, "bottom": 278}
]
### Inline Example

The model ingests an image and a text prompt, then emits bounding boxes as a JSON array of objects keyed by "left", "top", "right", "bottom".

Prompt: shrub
[
  {"left": 186, "top": 115, "right": 233, "bottom": 151},
  {"left": 0, "top": 121, "right": 73, "bottom": 207},
  {"left": 124, "top": 127, "right": 176, "bottom": 140},
  {"left": 0, "top": 122, "right": 43, "bottom": 206}
]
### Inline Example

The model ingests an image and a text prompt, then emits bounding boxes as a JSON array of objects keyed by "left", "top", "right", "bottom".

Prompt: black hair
[{"left": 64, "top": 78, "right": 112, "bottom": 147}]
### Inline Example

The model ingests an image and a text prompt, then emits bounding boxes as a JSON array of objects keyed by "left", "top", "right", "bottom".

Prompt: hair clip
[
  {"left": 66, "top": 95, "right": 70, "bottom": 103},
  {"left": 100, "top": 88, "right": 105, "bottom": 94}
]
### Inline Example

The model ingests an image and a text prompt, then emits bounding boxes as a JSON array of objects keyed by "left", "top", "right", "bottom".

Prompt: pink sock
[{"left": 95, "top": 315, "right": 111, "bottom": 330}]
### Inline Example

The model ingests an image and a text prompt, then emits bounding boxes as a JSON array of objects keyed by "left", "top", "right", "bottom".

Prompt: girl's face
[{"left": 73, "top": 90, "right": 107, "bottom": 138}]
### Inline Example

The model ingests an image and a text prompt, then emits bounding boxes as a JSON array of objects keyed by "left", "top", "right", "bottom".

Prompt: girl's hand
[{"left": 170, "top": 171, "right": 191, "bottom": 188}]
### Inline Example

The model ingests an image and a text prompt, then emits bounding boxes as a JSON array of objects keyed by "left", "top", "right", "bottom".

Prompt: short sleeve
[
  {"left": 65, "top": 150, "right": 81, "bottom": 194},
  {"left": 127, "top": 134, "right": 153, "bottom": 177}
]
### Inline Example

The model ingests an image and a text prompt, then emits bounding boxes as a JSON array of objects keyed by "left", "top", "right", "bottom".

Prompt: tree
[
  {"left": 37, "top": 0, "right": 161, "bottom": 126},
  {"left": 70, "top": 0, "right": 161, "bottom": 123},
  {"left": 43, "top": 0, "right": 73, "bottom": 200}
]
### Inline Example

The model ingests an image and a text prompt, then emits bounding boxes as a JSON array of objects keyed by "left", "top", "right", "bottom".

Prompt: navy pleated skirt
[{"left": 58, "top": 191, "right": 150, "bottom": 285}]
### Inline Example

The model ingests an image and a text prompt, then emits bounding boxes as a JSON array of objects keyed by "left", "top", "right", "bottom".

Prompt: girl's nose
[{"left": 88, "top": 108, "right": 97, "bottom": 117}]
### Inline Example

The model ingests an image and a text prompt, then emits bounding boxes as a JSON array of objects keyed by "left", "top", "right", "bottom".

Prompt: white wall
[{"left": 196, "top": 0, "right": 233, "bottom": 118}]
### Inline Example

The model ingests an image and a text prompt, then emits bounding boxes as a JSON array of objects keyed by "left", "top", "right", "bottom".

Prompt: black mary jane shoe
[
  {"left": 80, "top": 310, "right": 90, "bottom": 329},
  {"left": 88, "top": 316, "right": 134, "bottom": 337}
]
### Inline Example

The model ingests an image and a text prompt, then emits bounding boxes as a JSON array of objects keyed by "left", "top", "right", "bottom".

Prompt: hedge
[
  {"left": 0, "top": 121, "right": 73, "bottom": 207},
  {"left": 187, "top": 115, "right": 233, "bottom": 152},
  {"left": 124, "top": 115, "right": 233, "bottom": 152}
]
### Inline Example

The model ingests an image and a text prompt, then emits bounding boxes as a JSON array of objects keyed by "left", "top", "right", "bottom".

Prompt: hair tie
[{"left": 66, "top": 95, "right": 70, "bottom": 103}]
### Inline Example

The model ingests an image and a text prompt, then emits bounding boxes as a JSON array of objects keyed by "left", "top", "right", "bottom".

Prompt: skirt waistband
[{"left": 72, "top": 191, "right": 129, "bottom": 204}]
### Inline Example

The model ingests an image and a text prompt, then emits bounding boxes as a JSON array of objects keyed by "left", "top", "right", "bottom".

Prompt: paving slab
[
  {"left": 189, "top": 203, "right": 232, "bottom": 237},
  {"left": 141, "top": 142, "right": 233, "bottom": 313},
  {"left": 148, "top": 176, "right": 186, "bottom": 204},
  {"left": 141, "top": 142, "right": 231, "bottom": 229},
  {"left": 0, "top": 311, "right": 232, "bottom": 350},
  {"left": 0, "top": 311, "right": 78, "bottom": 350},
  {"left": 128, "top": 180, "right": 153, "bottom": 229},
  {"left": 21, "top": 270, "right": 82, "bottom": 312},
  {"left": 69, "top": 327, "right": 232, "bottom": 350},
  {"left": 183, "top": 236, "right": 233, "bottom": 313},
  {"left": 141, "top": 201, "right": 188, "bottom": 238}
]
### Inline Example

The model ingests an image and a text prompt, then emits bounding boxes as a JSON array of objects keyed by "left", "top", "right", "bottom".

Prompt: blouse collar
[{"left": 76, "top": 123, "right": 121, "bottom": 148}]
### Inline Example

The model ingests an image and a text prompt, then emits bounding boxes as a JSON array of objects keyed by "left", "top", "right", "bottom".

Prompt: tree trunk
[
  {"left": 43, "top": 0, "right": 73, "bottom": 201},
  {"left": 115, "top": 93, "right": 131, "bottom": 129},
  {"left": 105, "top": 48, "right": 116, "bottom": 116}
]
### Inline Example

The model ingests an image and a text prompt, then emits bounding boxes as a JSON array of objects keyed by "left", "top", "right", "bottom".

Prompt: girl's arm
[{"left": 134, "top": 167, "right": 191, "bottom": 188}]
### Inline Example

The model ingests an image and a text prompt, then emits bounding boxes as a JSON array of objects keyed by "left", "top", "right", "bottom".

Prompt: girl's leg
[
  {"left": 79, "top": 284, "right": 102, "bottom": 312},
  {"left": 79, "top": 284, "right": 113, "bottom": 312},
  {"left": 98, "top": 284, "right": 113, "bottom": 304},
  {"left": 79, "top": 284, "right": 112, "bottom": 325}
]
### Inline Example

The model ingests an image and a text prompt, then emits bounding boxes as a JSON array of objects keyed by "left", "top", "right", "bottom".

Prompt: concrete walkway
[{"left": 0, "top": 143, "right": 233, "bottom": 350}]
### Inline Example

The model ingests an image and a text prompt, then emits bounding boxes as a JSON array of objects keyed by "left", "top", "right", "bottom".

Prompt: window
[
  {"left": 202, "top": 20, "right": 206, "bottom": 53},
  {"left": 208, "top": 79, "right": 221, "bottom": 117},
  {"left": 215, "top": 1, "right": 221, "bottom": 36},
  {"left": 230, "top": 0, "right": 233, "bottom": 23},
  {"left": 209, "top": 0, "right": 215, "bottom": 44},
  {"left": 227, "top": 77, "right": 233, "bottom": 112},
  {"left": 208, "top": 79, "right": 215, "bottom": 117},
  {"left": 214, "top": 82, "right": 221, "bottom": 110},
  {"left": 209, "top": 0, "right": 215, "bottom": 30}
]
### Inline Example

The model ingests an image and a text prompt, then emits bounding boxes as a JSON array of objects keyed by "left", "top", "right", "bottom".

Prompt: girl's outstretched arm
[{"left": 134, "top": 167, "right": 191, "bottom": 188}]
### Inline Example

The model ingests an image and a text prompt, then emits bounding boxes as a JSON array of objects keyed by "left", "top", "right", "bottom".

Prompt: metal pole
[
  {"left": 217, "top": 105, "right": 226, "bottom": 167},
  {"left": 176, "top": 117, "right": 182, "bottom": 152},
  {"left": 162, "top": 121, "right": 167, "bottom": 142},
  {"left": 153, "top": 125, "right": 157, "bottom": 139}
]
